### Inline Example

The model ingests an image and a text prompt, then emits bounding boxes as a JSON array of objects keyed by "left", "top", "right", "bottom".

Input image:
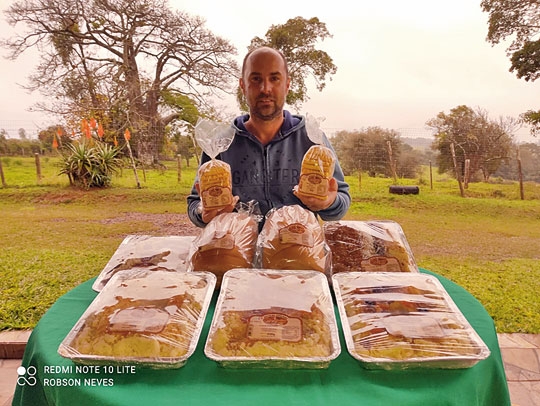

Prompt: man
[{"left": 187, "top": 46, "right": 350, "bottom": 227}]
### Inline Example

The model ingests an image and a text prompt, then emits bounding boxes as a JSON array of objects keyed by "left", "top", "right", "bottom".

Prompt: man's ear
[{"left": 239, "top": 77, "right": 245, "bottom": 93}]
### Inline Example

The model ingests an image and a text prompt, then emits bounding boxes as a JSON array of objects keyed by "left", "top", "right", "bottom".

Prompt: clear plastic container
[
  {"left": 204, "top": 269, "right": 341, "bottom": 369},
  {"left": 324, "top": 220, "right": 419, "bottom": 274},
  {"left": 332, "top": 272, "right": 490, "bottom": 369},
  {"left": 59, "top": 269, "right": 216, "bottom": 369},
  {"left": 92, "top": 235, "right": 195, "bottom": 292}
]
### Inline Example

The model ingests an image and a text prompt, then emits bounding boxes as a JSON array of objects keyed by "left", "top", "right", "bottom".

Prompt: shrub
[{"left": 59, "top": 140, "right": 122, "bottom": 188}]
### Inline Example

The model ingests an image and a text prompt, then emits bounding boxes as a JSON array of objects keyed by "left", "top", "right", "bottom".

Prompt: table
[{"left": 12, "top": 269, "right": 511, "bottom": 406}]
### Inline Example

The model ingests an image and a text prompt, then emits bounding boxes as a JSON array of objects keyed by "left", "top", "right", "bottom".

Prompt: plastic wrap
[
  {"left": 256, "top": 205, "right": 330, "bottom": 276},
  {"left": 59, "top": 269, "right": 216, "bottom": 369},
  {"left": 92, "top": 235, "right": 195, "bottom": 292},
  {"left": 332, "top": 272, "right": 490, "bottom": 370},
  {"left": 324, "top": 220, "right": 418, "bottom": 274},
  {"left": 204, "top": 269, "right": 341, "bottom": 369},
  {"left": 195, "top": 118, "right": 235, "bottom": 210},
  {"left": 187, "top": 211, "right": 258, "bottom": 287}
]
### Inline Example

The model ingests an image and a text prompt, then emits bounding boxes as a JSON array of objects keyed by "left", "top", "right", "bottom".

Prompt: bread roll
[
  {"left": 189, "top": 212, "right": 258, "bottom": 286},
  {"left": 198, "top": 159, "right": 233, "bottom": 209},
  {"left": 297, "top": 145, "right": 335, "bottom": 200},
  {"left": 259, "top": 205, "right": 328, "bottom": 274}
]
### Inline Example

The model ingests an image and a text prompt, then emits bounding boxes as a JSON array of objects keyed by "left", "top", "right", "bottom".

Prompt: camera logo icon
[{"left": 17, "top": 366, "right": 37, "bottom": 387}]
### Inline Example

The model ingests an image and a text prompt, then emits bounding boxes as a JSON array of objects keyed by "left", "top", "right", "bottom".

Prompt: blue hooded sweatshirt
[{"left": 187, "top": 111, "right": 351, "bottom": 227}]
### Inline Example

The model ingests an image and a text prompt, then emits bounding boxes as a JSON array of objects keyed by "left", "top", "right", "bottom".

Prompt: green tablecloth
[{"left": 12, "top": 269, "right": 511, "bottom": 406}]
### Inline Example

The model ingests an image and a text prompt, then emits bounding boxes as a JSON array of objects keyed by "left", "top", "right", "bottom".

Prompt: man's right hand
[{"left": 195, "top": 183, "right": 239, "bottom": 224}]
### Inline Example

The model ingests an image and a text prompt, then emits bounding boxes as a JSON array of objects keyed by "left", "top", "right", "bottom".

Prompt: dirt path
[{"left": 99, "top": 212, "right": 200, "bottom": 236}]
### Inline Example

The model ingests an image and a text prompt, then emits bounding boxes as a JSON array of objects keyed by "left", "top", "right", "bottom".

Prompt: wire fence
[{"left": 2, "top": 120, "right": 540, "bottom": 188}]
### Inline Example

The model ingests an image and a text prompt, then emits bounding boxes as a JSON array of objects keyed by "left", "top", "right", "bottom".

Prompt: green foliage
[
  {"left": 245, "top": 16, "right": 337, "bottom": 109},
  {"left": 332, "top": 127, "right": 422, "bottom": 178},
  {"left": 59, "top": 140, "right": 122, "bottom": 188},
  {"left": 481, "top": 0, "right": 540, "bottom": 137},
  {"left": 426, "top": 105, "right": 515, "bottom": 182}
]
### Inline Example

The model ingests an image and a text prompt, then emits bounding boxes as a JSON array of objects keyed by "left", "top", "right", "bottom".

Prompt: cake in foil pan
[
  {"left": 205, "top": 268, "right": 340, "bottom": 369},
  {"left": 332, "top": 272, "right": 490, "bottom": 370},
  {"left": 59, "top": 269, "right": 215, "bottom": 369}
]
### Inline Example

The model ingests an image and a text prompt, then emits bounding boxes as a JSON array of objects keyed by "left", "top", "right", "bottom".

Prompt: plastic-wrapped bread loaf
[
  {"left": 297, "top": 145, "right": 335, "bottom": 200},
  {"left": 258, "top": 205, "right": 329, "bottom": 275},
  {"left": 189, "top": 212, "right": 258, "bottom": 286}
]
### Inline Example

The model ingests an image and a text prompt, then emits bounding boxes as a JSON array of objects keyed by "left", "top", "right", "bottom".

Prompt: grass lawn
[{"left": 1, "top": 156, "right": 539, "bottom": 333}]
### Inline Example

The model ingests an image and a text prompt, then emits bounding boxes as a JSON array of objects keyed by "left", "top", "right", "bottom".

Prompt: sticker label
[
  {"left": 279, "top": 223, "right": 314, "bottom": 247},
  {"left": 247, "top": 313, "right": 302, "bottom": 342}
]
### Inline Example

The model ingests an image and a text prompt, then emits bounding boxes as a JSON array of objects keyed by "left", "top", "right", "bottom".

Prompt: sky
[{"left": 1, "top": 0, "right": 539, "bottom": 142}]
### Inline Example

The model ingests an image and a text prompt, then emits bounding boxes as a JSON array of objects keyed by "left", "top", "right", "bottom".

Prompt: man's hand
[
  {"left": 294, "top": 177, "right": 338, "bottom": 212},
  {"left": 195, "top": 183, "right": 239, "bottom": 224}
]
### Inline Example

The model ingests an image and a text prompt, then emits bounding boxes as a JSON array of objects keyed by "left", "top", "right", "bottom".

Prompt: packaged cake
[
  {"left": 92, "top": 235, "right": 195, "bottom": 292},
  {"left": 188, "top": 211, "right": 259, "bottom": 287},
  {"left": 256, "top": 205, "right": 331, "bottom": 276},
  {"left": 59, "top": 269, "right": 216, "bottom": 369},
  {"left": 195, "top": 118, "right": 235, "bottom": 210},
  {"left": 296, "top": 114, "right": 335, "bottom": 200},
  {"left": 324, "top": 220, "right": 418, "bottom": 274},
  {"left": 204, "top": 269, "right": 341, "bottom": 369},
  {"left": 332, "top": 272, "right": 490, "bottom": 370}
]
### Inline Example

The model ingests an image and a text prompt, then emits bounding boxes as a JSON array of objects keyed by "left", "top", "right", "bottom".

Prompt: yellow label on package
[
  {"left": 297, "top": 173, "right": 329, "bottom": 199},
  {"left": 201, "top": 186, "right": 233, "bottom": 209},
  {"left": 247, "top": 313, "right": 302, "bottom": 342}
]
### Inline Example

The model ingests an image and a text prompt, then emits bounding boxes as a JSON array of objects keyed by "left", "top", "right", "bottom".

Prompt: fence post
[
  {"left": 450, "top": 143, "right": 465, "bottom": 197},
  {"left": 464, "top": 159, "right": 470, "bottom": 189},
  {"left": 429, "top": 160, "right": 433, "bottom": 190},
  {"left": 386, "top": 141, "right": 398, "bottom": 184},
  {"left": 0, "top": 154, "right": 6, "bottom": 187},
  {"left": 516, "top": 146, "right": 525, "bottom": 200},
  {"left": 34, "top": 153, "right": 42, "bottom": 183},
  {"left": 177, "top": 154, "right": 182, "bottom": 183}
]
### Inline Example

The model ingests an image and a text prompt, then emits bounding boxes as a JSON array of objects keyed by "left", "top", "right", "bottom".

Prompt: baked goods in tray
[
  {"left": 59, "top": 269, "right": 216, "bottom": 369},
  {"left": 332, "top": 272, "right": 490, "bottom": 369},
  {"left": 257, "top": 205, "right": 330, "bottom": 275},
  {"left": 92, "top": 235, "right": 195, "bottom": 292},
  {"left": 204, "top": 269, "right": 340, "bottom": 368},
  {"left": 296, "top": 145, "right": 335, "bottom": 200},
  {"left": 188, "top": 212, "right": 258, "bottom": 286},
  {"left": 324, "top": 220, "right": 418, "bottom": 273}
]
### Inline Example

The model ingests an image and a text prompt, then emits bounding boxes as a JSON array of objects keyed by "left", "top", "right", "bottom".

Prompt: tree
[
  {"left": 38, "top": 125, "right": 72, "bottom": 152},
  {"left": 481, "top": 0, "right": 540, "bottom": 135},
  {"left": 2, "top": 0, "right": 238, "bottom": 163},
  {"left": 426, "top": 105, "right": 515, "bottom": 182},
  {"left": 241, "top": 17, "right": 337, "bottom": 110},
  {"left": 331, "top": 127, "right": 407, "bottom": 177},
  {"left": 495, "top": 143, "right": 540, "bottom": 182}
]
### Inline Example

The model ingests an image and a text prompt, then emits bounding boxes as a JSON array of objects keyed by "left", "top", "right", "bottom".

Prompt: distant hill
[{"left": 401, "top": 137, "right": 433, "bottom": 150}]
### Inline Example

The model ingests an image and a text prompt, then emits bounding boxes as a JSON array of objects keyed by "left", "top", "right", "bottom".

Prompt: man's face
[{"left": 240, "top": 49, "right": 290, "bottom": 121}]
